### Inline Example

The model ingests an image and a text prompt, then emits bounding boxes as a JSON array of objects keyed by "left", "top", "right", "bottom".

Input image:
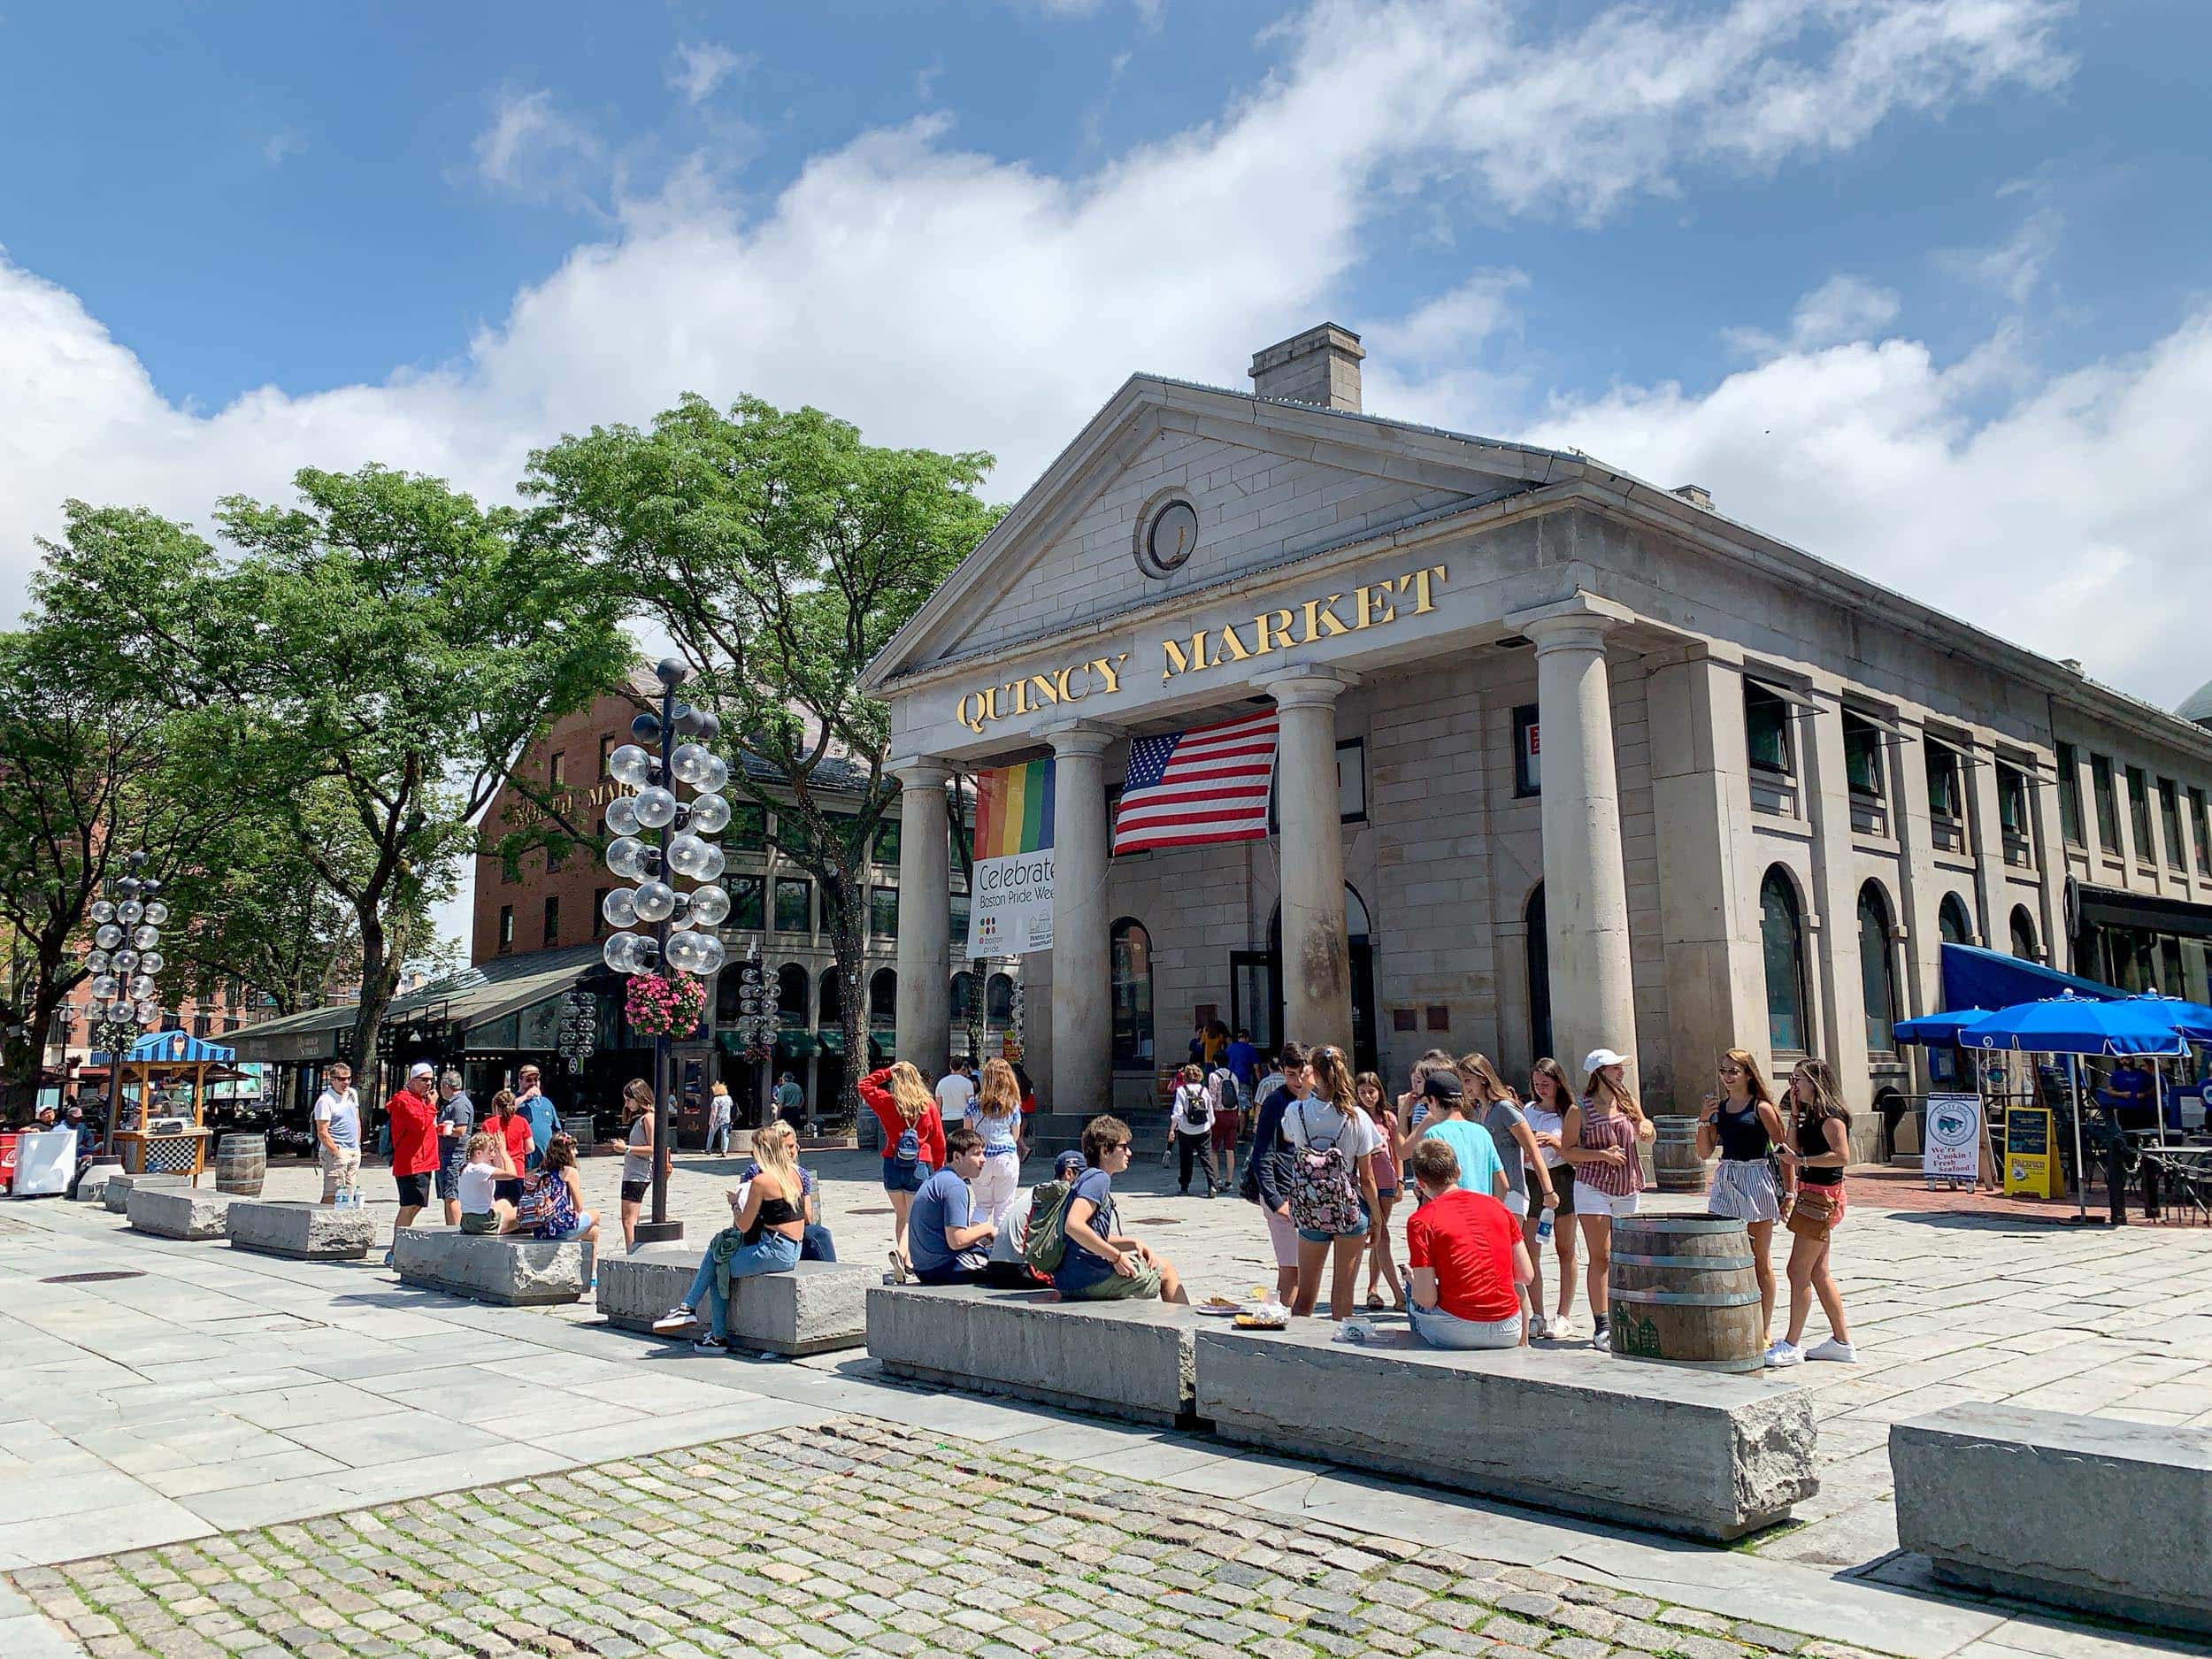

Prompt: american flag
[{"left": 1112, "top": 709, "right": 1281, "bottom": 855}]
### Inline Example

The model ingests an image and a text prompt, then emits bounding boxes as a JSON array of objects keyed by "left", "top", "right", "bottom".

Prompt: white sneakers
[
  {"left": 1766, "top": 1335, "right": 1858, "bottom": 1367},
  {"left": 650, "top": 1305, "right": 697, "bottom": 1335},
  {"left": 885, "top": 1248, "right": 912, "bottom": 1286},
  {"left": 1526, "top": 1313, "right": 1550, "bottom": 1341}
]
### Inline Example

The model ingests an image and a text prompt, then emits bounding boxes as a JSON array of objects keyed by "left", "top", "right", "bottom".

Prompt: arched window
[
  {"left": 986, "top": 972, "right": 1014, "bottom": 1023},
  {"left": 775, "top": 964, "right": 809, "bottom": 1024},
  {"left": 2009, "top": 906, "right": 2039, "bottom": 963},
  {"left": 869, "top": 968, "right": 897, "bottom": 1027},
  {"left": 951, "top": 971, "right": 977, "bottom": 1023},
  {"left": 1939, "top": 894, "right": 1974, "bottom": 947},
  {"left": 1525, "top": 884, "right": 1552, "bottom": 1064},
  {"left": 1110, "top": 918, "right": 1155, "bottom": 1070},
  {"left": 1856, "top": 882, "right": 1897, "bottom": 1053},
  {"left": 818, "top": 969, "right": 842, "bottom": 1026},
  {"left": 1761, "top": 866, "right": 1809, "bottom": 1055}
]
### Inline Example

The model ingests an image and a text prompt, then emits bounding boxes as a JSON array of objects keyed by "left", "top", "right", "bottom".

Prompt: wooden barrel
[
  {"left": 213, "top": 1133, "right": 267, "bottom": 1198},
  {"left": 1650, "top": 1115, "right": 1712, "bottom": 1194},
  {"left": 1606, "top": 1214, "right": 1763, "bottom": 1371}
]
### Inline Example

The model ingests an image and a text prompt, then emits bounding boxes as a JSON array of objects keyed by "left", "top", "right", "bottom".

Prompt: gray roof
[
  {"left": 225, "top": 943, "right": 604, "bottom": 1061},
  {"left": 2180, "top": 680, "right": 2212, "bottom": 728}
]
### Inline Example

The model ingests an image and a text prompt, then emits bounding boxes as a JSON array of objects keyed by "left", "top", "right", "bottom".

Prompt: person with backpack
[
  {"left": 1356, "top": 1071, "right": 1403, "bottom": 1310},
  {"left": 859, "top": 1060, "right": 946, "bottom": 1276},
  {"left": 1169, "top": 1064, "right": 1222, "bottom": 1197},
  {"left": 1208, "top": 1057, "right": 1244, "bottom": 1194},
  {"left": 1053, "top": 1116, "right": 1188, "bottom": 1303},
  {"left": 1241, "top": 1040, "right": 1306, "bottom": 1306},
  {"left": 1282, "top": 1046, "right": 1384, "bottom": 1321}
]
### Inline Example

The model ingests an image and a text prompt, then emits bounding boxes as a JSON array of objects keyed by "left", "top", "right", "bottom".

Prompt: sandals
[{"left": 1365, "top": 1293, "right": 1385, "bottom": 1310}]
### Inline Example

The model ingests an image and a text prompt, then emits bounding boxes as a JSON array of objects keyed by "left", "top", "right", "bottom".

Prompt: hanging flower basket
[{"left": 626, "top": 972, "right": 707, "bottom": 1040}]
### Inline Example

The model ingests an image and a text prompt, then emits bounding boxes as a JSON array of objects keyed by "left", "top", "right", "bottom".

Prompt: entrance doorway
[{"left": 1245, "top": 887, "right": 1378, "bottom": 1073}]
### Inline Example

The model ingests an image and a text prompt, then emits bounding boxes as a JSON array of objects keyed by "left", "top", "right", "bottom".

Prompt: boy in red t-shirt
[{"left": 1404, "top": 1138, "right": 1532, "bottom": 1349}]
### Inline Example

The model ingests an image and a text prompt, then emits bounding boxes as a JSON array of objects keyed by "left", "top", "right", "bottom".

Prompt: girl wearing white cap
[{"left": 1557, "top": 1047, "right": 1652, "bottom": 1352}]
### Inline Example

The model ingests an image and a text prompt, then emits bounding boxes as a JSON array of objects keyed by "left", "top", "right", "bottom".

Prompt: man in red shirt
[
  {"left": 1404, "top": 1138, "right": 1532, "bottom": 1349},
  {"left": 385, "top": 1062, "right": 441, "bottom": 1263}
]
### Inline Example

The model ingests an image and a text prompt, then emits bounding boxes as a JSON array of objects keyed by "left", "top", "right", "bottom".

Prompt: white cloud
[
  {"left": 1510, "top": 305, "right": 2212, "bottom": 709},
  {"left": 260, "top": 129, "right": 306, "bottom": 168},
  {"left": 1724, "top": 273, "right": 1902, "bottom": 357},
  {"left": 469, "top": 87, "right": 603, "bottom": 201},
  {"left": 671, "top": 42, "right": 750, "bottom": 105},
  {"left": 0, "top": 0, "right": 2097, "bottom": 680},
  {"left": 1943, "top": 204, "right": 2062, "bottom": 304}
]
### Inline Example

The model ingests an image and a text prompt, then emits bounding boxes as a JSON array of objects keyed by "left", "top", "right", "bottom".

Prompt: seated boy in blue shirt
[{"left": 908, "top": 1125, "right": 996, "bottom": 1286}]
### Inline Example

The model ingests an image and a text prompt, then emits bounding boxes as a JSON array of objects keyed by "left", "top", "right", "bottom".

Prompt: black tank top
[
  {"left": 1796, "top": 1111, "right": 1843, "bottom": 1187},
  {"left": 1716, "top": 1099, "right": 1770, "bottom": 1163},
  {"left": 742, "top": 1194, "right": 803, "bottom": 1244}
]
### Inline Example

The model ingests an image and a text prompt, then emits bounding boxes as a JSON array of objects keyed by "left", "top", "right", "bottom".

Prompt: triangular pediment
[{"left": 864, "top": 377, "right": 1569, "bottom": 690}]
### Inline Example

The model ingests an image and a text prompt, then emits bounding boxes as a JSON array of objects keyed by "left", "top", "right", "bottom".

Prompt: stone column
[
  {"left": 1256, "top": 666, "right": 1358, "bottom": 1054},
  {"left": 890, "top": 758, "right": 951, "bottom": 1079},
  {"left": 1526, "top": 612, "right": 1640, "bottom": 1079},
  {"left": 1801, "top": 680, "right": 1873, "bottom": 1148},
  {"left": 1046, "top": 723, "right": 1117, "bottom": 1116}
]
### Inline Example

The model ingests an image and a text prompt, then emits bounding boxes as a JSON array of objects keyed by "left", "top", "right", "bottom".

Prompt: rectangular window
[
  {"left": 542, "top": 895, "right": 560, "bottom": 948},
  {"left": 874, "top": 817, "right": 901, "bottom": 868},
  {"left": 2193, "top": 787, "right": 2212, "bottom": 872},
  {"left": 1744, "top": 681, "right": 1793, "bottom": 775},
  {"left": 498, "top": 905, "right": 515, "bottom": 954},
  {"left": 732, "top": 803, "right": 768, "bottom": 852},
  {"left": 2127, "top": 765, "right": 2154, "bottom": 862},
  {"left": 1337, "top": 738, "right": 1367, "bottom": 823},
  {"left": 1842, "top": 713, "right": 1884, "bottom": 798},
  {"left": 2162, "top": 779, "right": 2185, "bottom": 868},
  {"left": 2055, "top": 742, "right": 2084, "bottom": 845},
  {"left": 774, "top": 877, "right": 810, "bottom": 934},
  {"left": 549, "top": 750, "right": 567, "bottom": 787},
  {"left": 597, "top": 733, "right": 614, "bottom": 777},
  {"left": 547, "top": 840, "right": 567, "bottom": 873},
  {"left": 1925, "top": 743, "right": 1962, "bottom": 824},
  {"left": 1997, "top": 764, "right": 2029, "bottom": 839},
  {"left": 1513, "top": 703, "right": 1540, "bottom": 796},
  {"left": 733, "top": 874, "right": 765, "bottom": 931},
  {"left": 950, "top": 893, "right": 971, "bottom": 944},
  {"left": 2092, "top": 755, "right": 2121, "bottom": 851},
  {"left": 592, "top": 887, "right": 611, "bottom": 940},
  {"left": 871, "top": 885, "right": 899, "bottom": 939}
]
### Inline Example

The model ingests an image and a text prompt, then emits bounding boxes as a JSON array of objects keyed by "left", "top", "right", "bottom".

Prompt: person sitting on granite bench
[
  {"left": 903, "top": 1125, "right": 998, "bottom": 1286},
  {"left": 652, "top": 1120, "right": 808, "bottom": 1352},
  {"left": 1053, "top": 1115, "right": 1189, "bottom": 1304},
  {"left": 455, "top": 1133, "right": 511, "bottom": 1235}
]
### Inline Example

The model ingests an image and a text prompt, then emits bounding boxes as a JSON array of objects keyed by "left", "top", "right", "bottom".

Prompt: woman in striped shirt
[{"left": 1557, "top": 1047, "right": 1654, "bottom": 1353}]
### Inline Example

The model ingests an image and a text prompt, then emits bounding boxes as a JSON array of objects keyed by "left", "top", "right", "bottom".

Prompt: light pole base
[{"left": 634, "top": 1219, "right": 684, "bottom": 1245}]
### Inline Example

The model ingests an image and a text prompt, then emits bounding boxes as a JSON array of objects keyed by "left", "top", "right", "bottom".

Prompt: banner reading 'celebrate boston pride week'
[{"left": 964, "top": 758, "right": 1055, "bottom": 958}]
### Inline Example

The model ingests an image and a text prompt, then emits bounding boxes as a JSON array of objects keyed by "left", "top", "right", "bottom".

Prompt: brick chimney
[{"left": 1249, "top": 323, "right": 1364, "bottom": 412}]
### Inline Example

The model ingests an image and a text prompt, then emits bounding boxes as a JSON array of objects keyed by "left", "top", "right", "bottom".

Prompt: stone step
[
  {"left": 227, "top": 1199, "right": 375, "bottom": 1261},
  {"left": 597, "top": 1249, "right": 869, "bottom": 1356}
]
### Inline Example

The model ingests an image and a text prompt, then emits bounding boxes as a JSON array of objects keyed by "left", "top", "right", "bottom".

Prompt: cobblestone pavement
[{"left": 4, "top": 1417, "right": 1908, "bottom": 1659}]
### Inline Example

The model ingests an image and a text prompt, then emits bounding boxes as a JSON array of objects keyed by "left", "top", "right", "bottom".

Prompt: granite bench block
[
  {"left": 867, "top": 1283, "right": 1197, "bottom": 1425},
  {"left": 392, "top": 1226, "right": 591, "bottom": 1307},
  {"left": 72, "top": 1161, "right": 125, "bottom": 1204},
  {"left": 104, "top": 1171, "right": 185, "bottom": 1214},
  {"left": 126, "top": 1187, "right": 233, "bottom": 1240},
  {"left": 1194, "top": 1322, "right": 1816, "bottom": 1541},
  {"left": 597, "top": 1248, "right": 870, "bottom": 1355},
  {"left": 225, "top": 1199, "right": 376, "bottom": 1261},
  {"left": 1893, "top": 1404, "right": 2212, "bottom": 1633}
]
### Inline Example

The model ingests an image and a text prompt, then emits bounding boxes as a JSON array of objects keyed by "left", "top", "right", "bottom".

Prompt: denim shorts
[
  {"left": 881, "top": 1156, "right": 927, "bottom": 1194},
  {"left": 1297, "top": 1211, "right": 1371, "bottom": 1244}
]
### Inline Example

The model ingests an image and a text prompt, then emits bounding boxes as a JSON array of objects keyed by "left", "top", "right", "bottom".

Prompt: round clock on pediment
[{"left": 1137, "top": 496, "right": 1199, "bottom": 579}]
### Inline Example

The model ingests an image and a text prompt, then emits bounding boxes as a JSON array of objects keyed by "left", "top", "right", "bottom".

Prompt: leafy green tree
[
  {"left": 0, "top": 619, "right": 233, "bottom": 1109},
  {"left": 35, "top": 473, "right": 630, "bottom": 1079},
  {"left": 524, "top": 395, "right": 1001, "bottom": 1111}
]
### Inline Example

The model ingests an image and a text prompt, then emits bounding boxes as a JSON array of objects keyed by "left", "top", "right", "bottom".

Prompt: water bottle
[{"left": 1536, "top": 1211, "right": 1554, "bottom": 1240}]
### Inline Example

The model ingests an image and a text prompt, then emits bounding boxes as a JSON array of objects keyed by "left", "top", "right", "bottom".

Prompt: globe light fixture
[
  {"left": 632, "top": 786, "right": 678, "bottom": 829},
  {"left": 142, "top": 900, "right": 169, "bottom": 926},
  {"left": 118, "top": 901, "right": 143, "bottom": 925},
  {"left": 671, "top": 742, "right": 717, "bottom": 787},
  {"left": 89, "top": 900, "right": 116, "bottom": 925},
  {"left": 688, "top": 885, "right": 731, "bottom": 927},
  {"left": 111, "top": 949, "right": 140, "bottom": 973},
  {"left": 665, "top": 833, "right": 714, "bottom": 879},
  {"left": 601, "top": 887, "right": 640, "bottom": 930},
  {"left": 631, "top": 879, "right": 677, "bottom": 923},
  {"left": 687, "top": 792, "right": 731, "bottom": 835},
  {"left": 605, "top": 836, "right": 650, "bottom": 880},
  {"left": 609, "top": 743, "right": 655, "bottom": 787},
  {"left": 95, "top": 924, "right": 123, "bottom": 951}
]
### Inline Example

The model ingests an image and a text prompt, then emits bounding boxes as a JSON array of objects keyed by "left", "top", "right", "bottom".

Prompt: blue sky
[{"left": 4, "top": 0, "right": 2211, "bottom": 719}]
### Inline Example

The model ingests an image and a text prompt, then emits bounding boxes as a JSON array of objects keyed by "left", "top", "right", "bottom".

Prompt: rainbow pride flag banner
[{"left": 965, "top": 758, "right": 1056, "bottom": 957}]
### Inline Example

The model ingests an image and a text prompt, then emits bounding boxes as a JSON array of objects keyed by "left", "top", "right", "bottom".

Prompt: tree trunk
[
  {"left": 349, "top": 904, "right": 395, "bottom": 1102},
  {"left": 825, "top": 860, "right": 870, "bottom": 1131}
]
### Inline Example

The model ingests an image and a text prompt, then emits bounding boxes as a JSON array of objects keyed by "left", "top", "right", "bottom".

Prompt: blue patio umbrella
[{"left": 1893, "top": 1009, "right": 1994, "bottom": 1047}]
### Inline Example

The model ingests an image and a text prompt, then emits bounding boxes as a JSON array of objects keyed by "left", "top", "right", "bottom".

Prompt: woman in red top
[
  {"left": 483, "top": 1090, "right": 533, "bottom": 1205},
  {"left": 859, "top": 1060, "right": 945, "bottom": 1272}
]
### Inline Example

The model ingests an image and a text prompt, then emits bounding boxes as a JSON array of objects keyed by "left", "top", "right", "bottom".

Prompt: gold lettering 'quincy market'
[
  {"left": 1160, "top": 564, "right": 1446, "bottom": 685},
  {"left": 956, "top": 655, "right": 1130, "bottom": 734},
  {"left": 950, "top": 565, "right": 1447, "bottom": 732}
]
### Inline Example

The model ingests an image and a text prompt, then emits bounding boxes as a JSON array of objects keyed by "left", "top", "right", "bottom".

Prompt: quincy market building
[{"left": 864, "top": 324, "right": 2212, "bottom": 1154}]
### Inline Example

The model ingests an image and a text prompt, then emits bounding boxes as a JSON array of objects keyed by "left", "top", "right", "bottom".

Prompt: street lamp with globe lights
[
  {"left": 82, "top": 850, "right": 176, "bottom": 1148},
  {"left": 598, "top": 659, "right": 730, "bottom": 1243}
]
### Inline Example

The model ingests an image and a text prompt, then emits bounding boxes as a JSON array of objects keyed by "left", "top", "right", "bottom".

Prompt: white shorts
[
  {"left": 1500, "top": 1187, "right": 1530, "bottom": 1219},
  {"left": 1263, "top": 1205, "right": 1300, "bottom": 1269},
  {"left": 1708, "top": 1158, "right": 1783, "bottom": 1223},
  {"left": 1576, "top": 1185, "right": 1640, "bottom": 1219}
]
